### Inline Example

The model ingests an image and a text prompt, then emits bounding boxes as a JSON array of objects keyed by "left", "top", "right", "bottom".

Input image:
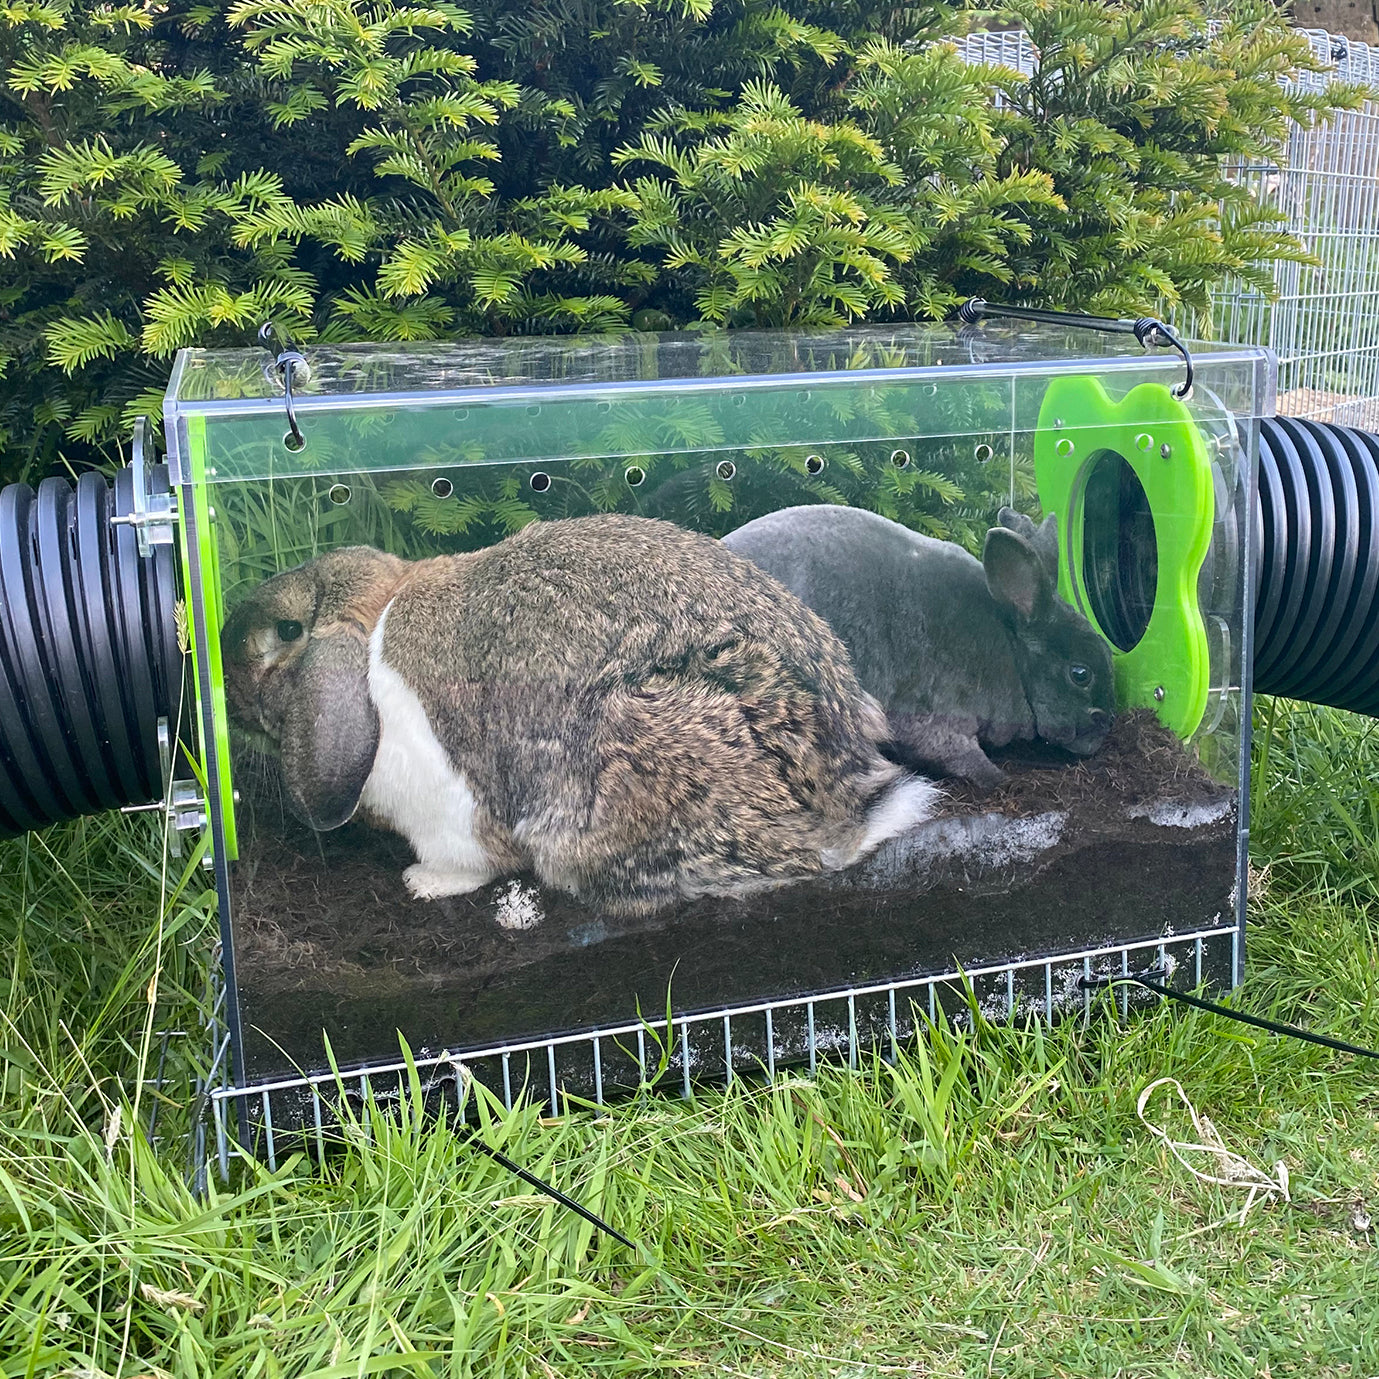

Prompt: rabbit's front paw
[{"left": 403, "top": 863, "right": 498, "bottom": 901}]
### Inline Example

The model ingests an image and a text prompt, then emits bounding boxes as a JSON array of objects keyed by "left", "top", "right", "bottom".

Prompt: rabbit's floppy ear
[
  {"left": 278, "top": 628, "right": 378, "bottom": 830},
  {"left": 983, "top": 526, "right": 1054, "bottom": 622}
]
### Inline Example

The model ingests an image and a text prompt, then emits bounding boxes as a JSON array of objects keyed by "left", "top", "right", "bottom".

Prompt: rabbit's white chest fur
[{"left": 360, "top": 604, "right": 502, "bottom": 904}]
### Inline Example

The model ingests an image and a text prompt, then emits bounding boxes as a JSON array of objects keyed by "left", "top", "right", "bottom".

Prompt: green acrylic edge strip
[
  {"left": 1034, "top": 376, "right": 1213, "bottom": 741},
  {"left": 180, "top": 413, "right": 238, "bottom": 860}
]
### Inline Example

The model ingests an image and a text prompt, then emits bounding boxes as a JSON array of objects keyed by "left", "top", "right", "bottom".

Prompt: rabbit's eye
[
  {"left": 276, "top": 619, "right": 304, "bottom": 643},
  {"left": 1069, "top": 664, "right": 1092, "bottom": 688}
]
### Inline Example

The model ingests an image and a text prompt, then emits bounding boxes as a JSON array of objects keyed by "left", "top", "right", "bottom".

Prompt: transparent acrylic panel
[{"left": 170, "top": 324, "right": 1266, "bottom": 1092}]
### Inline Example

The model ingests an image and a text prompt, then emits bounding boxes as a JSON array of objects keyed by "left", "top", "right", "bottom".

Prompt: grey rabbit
[
  {"left": 221, "top": 513, "right": 938, "bottom": 918},
  {"left": 722, "top": 505, "right": 1115, "bottom": 788}
]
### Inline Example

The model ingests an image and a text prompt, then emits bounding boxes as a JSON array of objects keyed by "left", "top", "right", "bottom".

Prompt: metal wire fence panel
[{"left": 955, "top": 26, "right": 1379, "bottom": 426}]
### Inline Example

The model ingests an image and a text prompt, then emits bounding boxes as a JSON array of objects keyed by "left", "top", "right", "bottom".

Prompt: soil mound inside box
[{"left": 229, "top": 710, "right": 1236, "bottom": 1079}]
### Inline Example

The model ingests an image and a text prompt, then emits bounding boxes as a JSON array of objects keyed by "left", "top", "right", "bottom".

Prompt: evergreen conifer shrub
[{"left": 0, "top": 0, "right": 1361, "bottom": 480}]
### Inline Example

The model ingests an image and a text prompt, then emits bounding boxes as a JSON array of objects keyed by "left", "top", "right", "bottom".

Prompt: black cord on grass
[
  {"left": 1080, "top": 967, "right": 1379, "bottom": 1062},
  {"left": 464, "top": 1133, "right": 640, "bottom": 1253}
]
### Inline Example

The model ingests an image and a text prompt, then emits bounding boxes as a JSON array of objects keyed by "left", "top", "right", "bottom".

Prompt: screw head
[
  {"left": 1153, "top": 685, "right": 1166, "bottom": 702},
  {"left": 1160, "top": 443, "right": 1172, "bottom": 458},
  {"left": 1054, "top": 417, "right": 1065, "bottom": 429}
]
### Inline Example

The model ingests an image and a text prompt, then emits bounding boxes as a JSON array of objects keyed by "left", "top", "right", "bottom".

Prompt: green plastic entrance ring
[{"left": 1034, "top": 376, "right": 1214, "bottom": 740}]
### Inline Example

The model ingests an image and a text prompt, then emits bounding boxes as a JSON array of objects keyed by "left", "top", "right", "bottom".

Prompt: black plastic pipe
[
  {"left": 0, "top": 466, "right": 180, "bottom": 837},
  {"left": 1253, "top": 416, "right": 1379, "bottom": 712}
]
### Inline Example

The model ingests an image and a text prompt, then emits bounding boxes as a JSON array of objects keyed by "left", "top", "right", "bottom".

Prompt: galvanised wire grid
[
  {"left": 209, "top": 927, "right": 1238, "bottom": 1175},
  {"left": 955, "top": 25, "right": 1379, "bottom": 428}
]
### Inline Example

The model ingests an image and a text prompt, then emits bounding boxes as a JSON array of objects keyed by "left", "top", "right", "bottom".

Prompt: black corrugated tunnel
[
  {"left": 1253, "top": 416, "right": 1379, "bottom": 714},
  {"left": 0, "top": 461, "right": 181, "bottom": 837}
]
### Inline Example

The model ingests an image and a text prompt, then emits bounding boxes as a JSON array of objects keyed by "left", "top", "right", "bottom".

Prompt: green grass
[{"left": 4, "top": 698, "right": 1379, "bottom": 1378}]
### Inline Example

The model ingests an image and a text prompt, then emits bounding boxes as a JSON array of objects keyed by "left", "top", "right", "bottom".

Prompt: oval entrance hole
[{"left": 1081, "top": 449, "right": 1158, "bottom": 653}]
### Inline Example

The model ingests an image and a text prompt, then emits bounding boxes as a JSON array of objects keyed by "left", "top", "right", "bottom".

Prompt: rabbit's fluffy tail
[{"left": 821, "top": 770, "right": 940, "bottom": 871}]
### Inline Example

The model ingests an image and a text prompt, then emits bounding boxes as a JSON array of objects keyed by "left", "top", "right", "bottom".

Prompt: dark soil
[{"left": 226, "top": 710, "right": 1239, "bottom": 1082}]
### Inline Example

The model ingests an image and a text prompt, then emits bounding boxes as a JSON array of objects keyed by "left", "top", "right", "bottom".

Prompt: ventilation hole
[
  {"left": 805, "top": 454, "right": 825, "bottom": 475},
  {"left": 431, "top": 477, "right": 454, "bottom": 499},
  {"left": 529, "top": 471, "right": 551, "bottom": 493},
  {"left": 716, "top": 460, "right": 736, "bottom": 481},
  {"left": 526, "top": 405, "right": 541, "bottom": 416},
  {"left": 284, "top": 432, "right": 305, "bottom": 453},
  {"left": 327, "top": 483, "right": 351, "bottom": 505},
  {"left": 625, "top": 466, "right": 646, "bottom": 488},
  {"left": 597, "top": 401, "right": 611, "bottom": 413},
  {"left": 890, "top": 449, "right": 911, "bottom": 469},
  {"left": 1135, "top": 433, "right": 1153, "bottom": 451},
  {"left": 975, "top": 443, "right": 994, "bottom": 463},
  {"left": 1055, "top": 437, "right": 1075, "bottom": 458},
  {"left": 732, "top": 394, "right": 746, "bottom": 407},
  {"left": 1082, "top": 449, "right": 1158, "bottom": 654}
]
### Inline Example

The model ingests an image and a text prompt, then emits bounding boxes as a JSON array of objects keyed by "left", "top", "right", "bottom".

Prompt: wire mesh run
[
  {"left": 209, "top": 925, "right": 1238, "bottom": 1178},
  {"left": 956, "top": 25, "right": 1379, "bottom": 428}
]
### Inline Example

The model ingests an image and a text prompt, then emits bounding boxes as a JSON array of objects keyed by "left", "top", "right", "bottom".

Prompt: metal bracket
[
  {"left": 111, "top": 416, "right": 177, "bottom": 556},
  {"left": 120, "top": 776, "right": 208, "bottom": 860}
]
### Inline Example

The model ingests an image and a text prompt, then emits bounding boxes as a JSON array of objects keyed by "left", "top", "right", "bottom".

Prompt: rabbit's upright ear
[
  {"left": 1030, "top": 512, "right": 1060, "bottom": 582},
  {"left": 278, "top": 631, "right": 378, "bottom": 830},
  {"left": 983, "top": 527, "right": 1054, "bottom": 623},
  {"left": 998, "top": 506, "right": 1060, "bottom": 582}
]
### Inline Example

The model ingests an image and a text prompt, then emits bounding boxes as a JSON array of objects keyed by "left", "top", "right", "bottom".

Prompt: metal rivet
[
  {"left": 1054, "top": 417, "right": 1065, "bottom": 429},
  {"left": 1055, "top": 438, "right": 1074, "bottom": 458},
  {"left": 431, "top": 477, "right": 453, "bottom": 498},
  {"left": 208, "top": 467, "right": 217, "bottom": 477},
  {"left": 975, "top": 443, "right": 994, "bottom": 463},
  {"left": 1160, "top": 443, "right": 1172, "bottom": 459},
  {"left": 1153, "top": 686, "right": 1166, "bottom": 702},
  {"left": 805, "top": 454, "right": 825, "bottom": 475},
  {"left": 716, "top": 460, "right": 736, "bottom": 481},
  {"left": 328, "top": 484, "right": 351, "bottom": 505},
  {"left": 890, "top": 449, "right": 911, "bottom": 469},
  {"left": 625, "top": 466, "right": 646, "bottom": 487}
]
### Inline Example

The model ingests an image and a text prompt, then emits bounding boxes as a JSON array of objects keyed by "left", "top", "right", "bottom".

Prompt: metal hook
[
  {"left": 258, "top": 322, "right": 310, "bottom": 451},
  {"left": 1131, "top": 318, "right": 1194, "bottom": 401}
]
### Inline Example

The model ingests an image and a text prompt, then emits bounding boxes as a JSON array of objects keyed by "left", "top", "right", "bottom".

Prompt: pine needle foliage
[{"left": 0, "top": 0, "right": 1363, "bottom": 481}]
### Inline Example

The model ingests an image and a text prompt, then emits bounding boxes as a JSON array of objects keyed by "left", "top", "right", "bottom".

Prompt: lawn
[{"left": 2, "top": 697, "right": 1378, "bottom": 1378}]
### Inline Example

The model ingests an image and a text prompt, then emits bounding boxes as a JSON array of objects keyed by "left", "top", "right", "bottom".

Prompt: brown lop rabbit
[{"left": 221, "top": 514, "right": 938, "bottom": 918}]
